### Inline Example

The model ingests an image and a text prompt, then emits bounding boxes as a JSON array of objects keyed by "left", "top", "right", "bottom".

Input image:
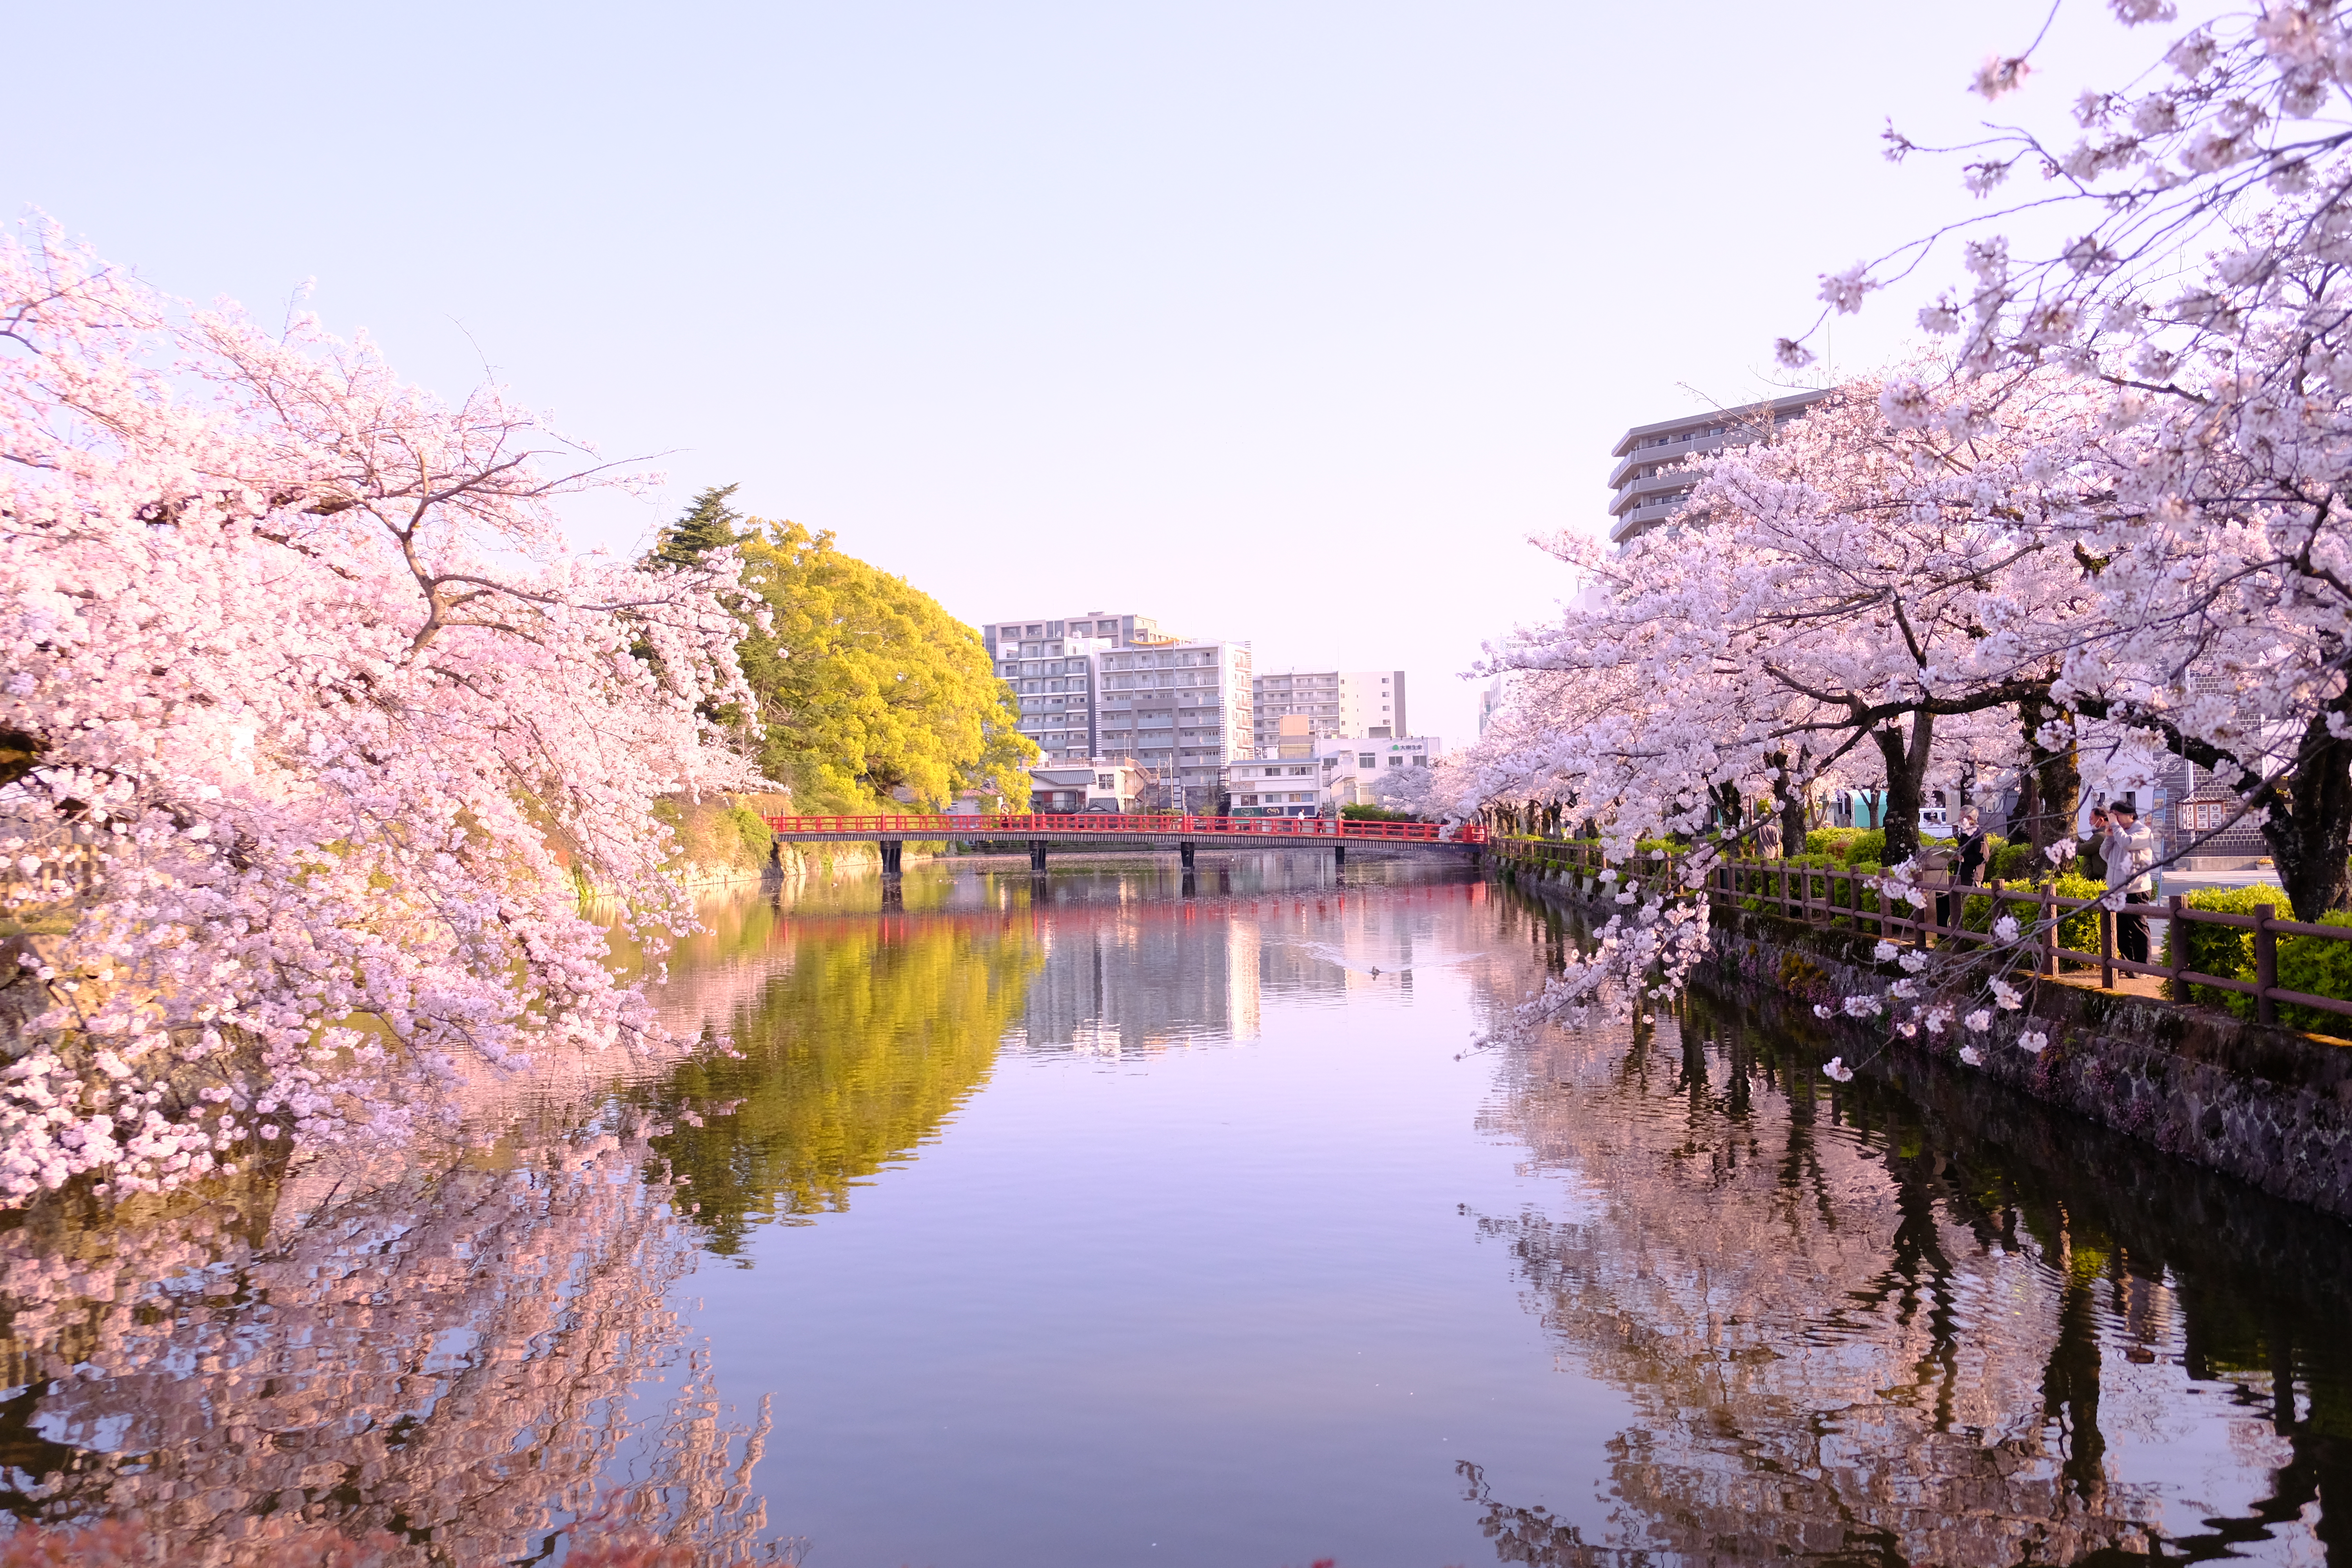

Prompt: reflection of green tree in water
[{"left": 644, "top": 916, "right": 1040, "bottom": 1253}]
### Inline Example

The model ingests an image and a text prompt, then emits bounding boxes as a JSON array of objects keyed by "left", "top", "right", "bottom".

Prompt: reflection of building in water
[
  {"left": 1011, "top": 880, "right": 1492, "bottom": 1056},
  {"left": 1013, "top": 909, "right": 1262, "bottom": 1055}
]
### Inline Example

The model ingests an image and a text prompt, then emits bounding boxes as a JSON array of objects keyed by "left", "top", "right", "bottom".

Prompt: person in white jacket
[{"left": 2103, "top": 800, "right": 2158, "bottom": 963}]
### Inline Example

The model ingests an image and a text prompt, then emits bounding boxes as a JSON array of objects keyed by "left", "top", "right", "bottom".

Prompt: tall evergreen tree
[{"left": 651, "top": 484, "right": 745, "bottom": 569}]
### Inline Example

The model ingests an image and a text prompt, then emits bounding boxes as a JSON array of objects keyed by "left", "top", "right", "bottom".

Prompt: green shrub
[
  {"left": 1800, "top": 828, "right": 1886, "bottom": 863},
  {"left": 2164, "top": 885, "right": 2352, "bottom": 1033},
  {"left": 728, "top": 803, "right": 776, "bottom": 864},
  {"left": 1989, "top": 840, "right": 2042, "bottom": 881},
  {"left": 1341, "top": 803, "right": 1417, "bottom": 822},
  {"left": 2277, "top": 914, "right": 2352, "bottom": 1034},
  {"left": 1935, "top": 875, "right": 2103, "bottom": 961},
  {"left": 2165, "top": 886, "right": 2269, "bottom": 1009}
]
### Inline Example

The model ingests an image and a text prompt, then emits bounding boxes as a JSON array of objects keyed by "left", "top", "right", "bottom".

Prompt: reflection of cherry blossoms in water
[
  {"left": 0, "top": 1103, "right": 788, "bottom": 1565},
  {"left": 1466, "top": 895, "right": 2347, "bottom": 1563}
]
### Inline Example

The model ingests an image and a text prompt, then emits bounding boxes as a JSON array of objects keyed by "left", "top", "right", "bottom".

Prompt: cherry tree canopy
[
  {"left": 1799, "top": 0, "right": 2352, "bottom": 917},
  {"left": 0, "top": 226, "right": 763, "bottom": 1204}
]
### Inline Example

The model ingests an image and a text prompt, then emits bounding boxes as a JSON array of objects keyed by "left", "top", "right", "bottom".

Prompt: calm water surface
[{"left": 7, "top": 856, "right": 2352, "bottom": 1565}]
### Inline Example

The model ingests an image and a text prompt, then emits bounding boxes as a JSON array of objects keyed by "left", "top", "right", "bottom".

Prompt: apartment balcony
[
  {"left": 1605, "top": 433, "right": 1734, "bottom": 491},
  {"left": 1610, "top": 465, "right": 1704, "bottom": 515},
  {"left": 1608, "top": 500, "right": 1693, "bottom": 545}
]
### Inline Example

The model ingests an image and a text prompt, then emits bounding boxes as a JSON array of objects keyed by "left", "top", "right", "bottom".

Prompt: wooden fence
[{"left": 1496, "top": 837, "right": 2341, "bottom": 1029}]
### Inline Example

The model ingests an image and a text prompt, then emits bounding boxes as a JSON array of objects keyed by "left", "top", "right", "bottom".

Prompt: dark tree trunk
[
  {"left": 2015, "top": 694, "right": 2081, "bottom": 855},
  {"left": 1780, "top": 783, "right": 1812, "bottom": 857},
  {"left": 1709, "top": 779, "right": 1744, "bottom": 844},
  {"left": 2006, "top": 766, "right": 2039, "bottom": 847},
  {"left": 1874, "top": 710, "right": 1935, "bottom": 870},
  {"left": 1765, "top": 748, "right": 1812, "bottom": 855},
  {"left": 2263, "top": 701, "right": 2352, "bottom": 920}
]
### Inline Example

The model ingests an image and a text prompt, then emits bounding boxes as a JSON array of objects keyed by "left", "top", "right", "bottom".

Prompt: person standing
[
  {"left": 1757, "top": 813, "right": 1783, "bottom": 860},
  {"left": 1955, "top": 809, "right": 1987, "bottom": 886},
  {"left": 2105, "top": 800, "right": 2157, "bottom": 964},
  {"left": 2080, "top": 805, "right": 2111, "bottom": 885}
]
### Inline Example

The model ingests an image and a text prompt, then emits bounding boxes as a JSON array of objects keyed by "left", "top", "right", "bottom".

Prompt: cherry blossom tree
[
  {"left": 0, "top": 223, "right": 766, "bottom": 1205},
  {"left": 1478, "top": 367, "right": 2105, "bottom": 873},
  {"left": 1794, "top": 0, "right": 2352, "bottom": 919}
]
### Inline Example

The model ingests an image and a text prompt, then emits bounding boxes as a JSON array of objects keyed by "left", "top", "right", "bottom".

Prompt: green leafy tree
[
  {"left": 650, "top": 483, "right": 748, "bottom": 570},
  {"left": 728, "top": 516, "right": 1033, "bottom": 811}
]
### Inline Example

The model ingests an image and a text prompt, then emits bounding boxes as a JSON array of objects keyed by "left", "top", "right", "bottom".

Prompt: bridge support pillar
[
  {"left": 1029, "top": 839, "right": 1048, "bottom": 873},
  {"left": 1334, "top": 842, "right": 1345, "bottom": 869},
  {"left": 879, "top": 839, "right": 903, "bottom": 877},
  {"left": 1180, "top": 840, "right": 1196, "bottom": 869}
]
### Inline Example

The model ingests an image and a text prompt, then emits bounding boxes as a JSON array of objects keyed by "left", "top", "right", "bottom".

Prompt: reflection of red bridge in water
[{"left": 762, "top": 813, "right": 1487, "bottom": 872}]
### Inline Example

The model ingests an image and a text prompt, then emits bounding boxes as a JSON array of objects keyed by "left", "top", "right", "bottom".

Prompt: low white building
[
  {"left": 1027, "top": 760, "right": 1149, "bottom": 814},
  {"left": 1230, "top": 735, "right": 1441, "bottom": 817}
]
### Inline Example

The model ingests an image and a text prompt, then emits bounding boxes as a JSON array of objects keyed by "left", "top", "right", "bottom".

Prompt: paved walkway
[{"left": 2156, "top": 869, "right": 2283, "bottom": 898}]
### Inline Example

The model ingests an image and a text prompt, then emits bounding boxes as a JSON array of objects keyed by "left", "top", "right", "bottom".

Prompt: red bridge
[{"left": 762, "top": 813, "right": 1485, "bottom": 873}]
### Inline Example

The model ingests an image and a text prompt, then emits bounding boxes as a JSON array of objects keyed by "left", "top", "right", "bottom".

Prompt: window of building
[
  {"left": 1358, "top": 754, "right": 1375, "bottom": 768},
  {"left": 1388, "top": 756, "right": 1404, "bottom": 768}
]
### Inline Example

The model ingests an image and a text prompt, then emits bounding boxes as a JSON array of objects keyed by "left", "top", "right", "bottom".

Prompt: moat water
[{"left": 7, "top": 856, "right": 2352, "bottom": 1564}]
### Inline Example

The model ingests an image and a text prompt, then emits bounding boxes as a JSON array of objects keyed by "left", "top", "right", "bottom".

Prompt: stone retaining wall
[{"left": 1491, "top": 840, "right": 2352, "bottom": 1220}]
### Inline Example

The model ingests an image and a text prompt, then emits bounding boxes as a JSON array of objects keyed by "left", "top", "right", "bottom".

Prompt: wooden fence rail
[{"left": 1495, "top": 836, "right": 2334, "bottom": 1029}]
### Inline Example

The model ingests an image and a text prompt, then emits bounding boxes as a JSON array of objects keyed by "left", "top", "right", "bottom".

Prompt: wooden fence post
[
  {"left": 2167, "top": 894, "right": 2186, "bottom": 1002},
  {"left": 2040, "top": 885, "right": 2058, "bottom": 978},
  {"left": 2100, "top": 903, "right": 2116, "bottom": 989},
  {"left": 2255, "top": 904, "right": 2278, "bottom": 1027}
]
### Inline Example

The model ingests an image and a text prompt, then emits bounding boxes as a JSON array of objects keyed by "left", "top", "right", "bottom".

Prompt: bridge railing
[{"left": 761, "top": 813, "right": 1485, "bottom": 844}]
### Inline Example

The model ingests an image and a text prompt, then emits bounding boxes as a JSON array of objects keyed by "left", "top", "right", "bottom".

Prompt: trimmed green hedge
[
  {"left": 1952, "top": 874, "right": 2106, "bottom": 960},
  {"left": 2165, "top": 885, "right": 2352, "bottom": 1033},
  {"left": 1804, "top": 828, "right": 1886, "bottom": 863},
  {"left": 1989, "top": 840, "right": 2041, "bottom": 881}
]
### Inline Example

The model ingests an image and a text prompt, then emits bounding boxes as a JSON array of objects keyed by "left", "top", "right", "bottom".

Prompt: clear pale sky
[{"left": 3, "top": 2, "right": 2186, "bottom": 743}]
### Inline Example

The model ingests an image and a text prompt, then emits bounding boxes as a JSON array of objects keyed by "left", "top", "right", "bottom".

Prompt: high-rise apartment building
[
  {"left": 1607, "top": 388, "right": 1833, "bottom": 546},
  {"left": 1250, "top": 668, "right": 1406, "bottom": 751},
  {"left": 980, "top": 613, "right": 1168, "bottom": 761},
  {"left": 980, "top": 613, "right": 1252, "bottom": 801},
  {"left": 1094, "top": 639, "right": 1252, "bottom": 802}
]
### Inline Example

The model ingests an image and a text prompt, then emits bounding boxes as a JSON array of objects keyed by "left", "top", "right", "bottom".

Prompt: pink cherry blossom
[{"left": 0, "top": 224, "right": 765, "bottom": 1204}]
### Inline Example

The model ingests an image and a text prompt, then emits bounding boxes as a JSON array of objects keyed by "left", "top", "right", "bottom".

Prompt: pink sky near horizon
[{"left": 0, "top": 1, "right": 2206, "bottom": 742}]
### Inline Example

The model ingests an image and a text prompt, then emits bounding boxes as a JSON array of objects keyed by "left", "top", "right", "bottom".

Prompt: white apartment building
[
  {"left": 980, "top": 612, "right": 1173, "bottom": 762},
  {"left": 1230, "top": 735, "right": 1441, "bottom": 817},
  {"left": 1607, "top": 389, "right": 1833, "bottom": 546},
  {"left": 1094, "top": 639, "right": 1254, "bottom": 804},
  {"left": 1251, "top": 668, "right": 1408, "bottom": 750}
]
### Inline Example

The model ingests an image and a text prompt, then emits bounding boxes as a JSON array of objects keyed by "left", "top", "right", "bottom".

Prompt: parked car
[{"left": 1918, "top": 806, "right": 1955, "bottom": 840}]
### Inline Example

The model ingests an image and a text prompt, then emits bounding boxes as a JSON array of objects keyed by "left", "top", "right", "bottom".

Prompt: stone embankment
[{"left": 1491, "top": 838, "right": 2352, "bottom": 1221}]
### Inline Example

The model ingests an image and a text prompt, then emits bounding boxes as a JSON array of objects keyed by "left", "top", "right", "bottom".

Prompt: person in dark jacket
[
  {"left": 1955, "top": 809, "right": 1987, "bottom": 885},
  {"left": 2080, "top": 805, "right": 2110, "bottom": 886}
]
